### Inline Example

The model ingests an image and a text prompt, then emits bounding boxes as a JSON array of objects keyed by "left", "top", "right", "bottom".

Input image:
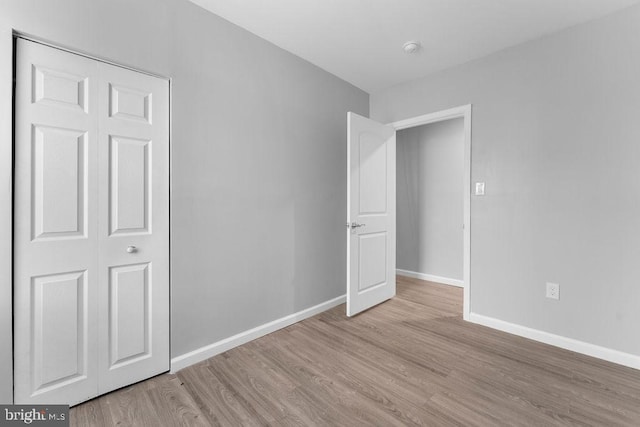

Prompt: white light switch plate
[{"left": 475, "top": 182, "right": 485, "bottom": 196}]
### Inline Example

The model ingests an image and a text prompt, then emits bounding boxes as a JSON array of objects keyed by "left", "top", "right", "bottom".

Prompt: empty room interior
[{"left": 2, "top": 0, "right": 640, "bottom": 425}]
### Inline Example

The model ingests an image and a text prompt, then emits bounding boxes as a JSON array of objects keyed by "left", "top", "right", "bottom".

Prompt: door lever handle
[{"left": 349, "top": 222, "right": 366, "bottom": 229}]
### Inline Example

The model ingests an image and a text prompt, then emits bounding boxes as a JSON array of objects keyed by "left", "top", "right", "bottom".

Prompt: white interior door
[
  {"left": 347, "top": 112, "right": 396, "bottom": 316},
  {"left": 97, "top": 61, "right": 170, "bottom": 394},
  {"left": 14, "top": 38, "right": 169, "bottom": 405},
  {"left": 14, "top": 39, "right": 100, "bottom": 405}
]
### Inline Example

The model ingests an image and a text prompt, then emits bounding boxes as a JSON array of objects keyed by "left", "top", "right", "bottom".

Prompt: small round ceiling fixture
[{"left": 403, "top": 41, "right": 421, "bottom": 54}]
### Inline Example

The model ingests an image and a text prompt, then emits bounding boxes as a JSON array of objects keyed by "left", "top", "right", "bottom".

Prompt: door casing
[{"left": 0, "top": 25, "right": 14, "bottom": 405}]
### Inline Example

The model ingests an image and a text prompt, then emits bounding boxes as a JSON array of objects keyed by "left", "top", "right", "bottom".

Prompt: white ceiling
[{"left": 190, "top": 0, "right": 640, "bottom": 93}]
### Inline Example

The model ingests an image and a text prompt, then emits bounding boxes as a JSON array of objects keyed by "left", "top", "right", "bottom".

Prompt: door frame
[
  {"left": 0, "top": 25, "right": 14, "bottom": 404},
  {"left": 1, "top": 30, "right": 173, "bottom": 404},
  {"left": 390, "top": 104, "right": 472, "bottom": 320}
]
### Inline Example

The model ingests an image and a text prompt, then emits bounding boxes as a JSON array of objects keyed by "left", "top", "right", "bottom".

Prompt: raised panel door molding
[
  {"left": 108, "top": 135, "right": 151, "bottom": 236},
  {"left": 31, "top": 270, "right": 88, "bottom": 394},
  {"left": 358, "top": 232, "right": 387, "bottom": 292},
  {"left": 108, "top": 263, "right": 151, "bottom": 369},
  {"left": 358, "top": 131, "right": 387, "bottom": 215},
  {"left": 32, "top": 64, "right": 89, "bottom": 113},
  {"left": 109, "top": 84, "right": 152, "bottom": 124},
  {"left": 32, "top": 124, "right": 88, "bottom": 241}
]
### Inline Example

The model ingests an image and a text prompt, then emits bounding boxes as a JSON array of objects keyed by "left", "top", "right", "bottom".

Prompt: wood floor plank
[
  {"left": 144, "top": 375, "right": 209, "bottom": 427},
  {"left": 280, "top": 326, "right": 433, "bottom": 425},
  {"left": 70, "top": 396, "right": 106, "bottom": 427},
  {"left": 177, "top": 361, "right": 264, "bottom": 427},
  {"left": 71, "top": 277, "right": 640, "bottom": 426},
  {"left": 255, "top": 334, "right": 409, "bottom": 427}
]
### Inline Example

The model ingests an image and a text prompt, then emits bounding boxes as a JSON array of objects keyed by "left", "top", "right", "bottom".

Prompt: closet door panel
[
  {"left": 14, "top": 39, "right": 99, "bottom": 406},
  {"left": 97, "top": 61, "right": 170, "bottom": 394}
]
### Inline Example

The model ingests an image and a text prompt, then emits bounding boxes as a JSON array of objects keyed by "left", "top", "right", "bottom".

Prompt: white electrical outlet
[
  {"left": 546, "top": 282, "right": 560, "bottom": 300},
  {"left": 475, "top": 182, "right": 485, "bottom": 196}
]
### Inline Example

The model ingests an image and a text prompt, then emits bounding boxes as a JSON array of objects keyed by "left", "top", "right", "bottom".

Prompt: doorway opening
[{"left": 391, "top": 105, "right": 471, "bottom": 320}]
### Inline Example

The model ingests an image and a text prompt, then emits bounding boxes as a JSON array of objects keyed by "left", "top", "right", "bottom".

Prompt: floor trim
[
  {"left": 170, "top": 294, "right": 346, "bottom": 373},
  {"left": 469, "top": 312, "right": 640, "bottom": 370},
  {"left": 396, "top": 269, "right": 464, "bottom": 288}
]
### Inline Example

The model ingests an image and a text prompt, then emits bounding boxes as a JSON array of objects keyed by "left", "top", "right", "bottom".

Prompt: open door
[{"left": 347, "top": 112, "right": 396, "bottom": 316}]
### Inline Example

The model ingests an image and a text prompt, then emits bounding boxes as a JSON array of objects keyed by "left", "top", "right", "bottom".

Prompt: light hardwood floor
[{"left": 71, "top": 276, "right": 640, "bottom": 426}]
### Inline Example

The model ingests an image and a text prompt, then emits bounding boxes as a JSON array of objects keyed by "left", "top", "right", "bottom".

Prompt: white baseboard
[
  {"left": 396, "top": 269, "right": 464, "bottom": 288},
  {"left": 469, "top": 313, "right": 640, "bottom": 371},
  {"left": 170, "top": 294, "right": 346, "bottom": 373}
]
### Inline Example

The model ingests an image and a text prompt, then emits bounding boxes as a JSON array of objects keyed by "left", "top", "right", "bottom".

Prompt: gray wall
[
  {"left": 372, "top": 4, "right": 640, "bottom": 356},
  {"left": 0, "top": 0, "right": 368, "bottom": 402},
  {"left": 397, "top": 119, "right": 464, "bottom": 280}
]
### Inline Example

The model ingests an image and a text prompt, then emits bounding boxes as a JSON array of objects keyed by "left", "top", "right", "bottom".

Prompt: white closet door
[
  {"left": 97, "top": 62, "right": 170, "bottom": 394},
  {"left": 14, "top": 39, "right": 170, "bottom": 405},
  {"left": 14, "top": 39, "right": 100, "bottom": 405}
]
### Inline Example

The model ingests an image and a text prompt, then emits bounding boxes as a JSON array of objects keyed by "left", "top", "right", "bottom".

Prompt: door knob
[{"left": 126, "top": 246, "right": 137, "bottom": 253}]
